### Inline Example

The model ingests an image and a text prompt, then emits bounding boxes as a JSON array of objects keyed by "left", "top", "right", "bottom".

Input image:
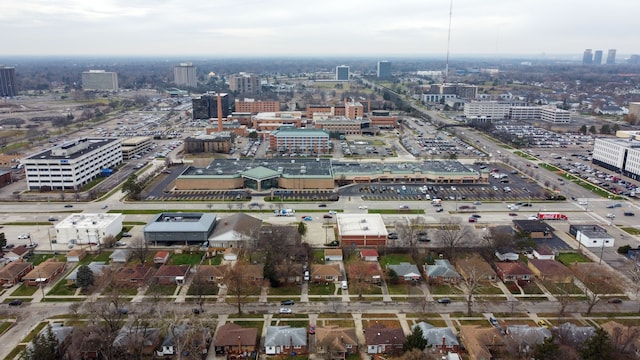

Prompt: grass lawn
[
  {"left": 9, "top": 284, "right": 39, "bottom": 296},
  {"left": 476, "top": 285, "right": 506, "bottom": 295},
  {"left": 312, "top": 249, "right": 325, "bottom": 263},
  {"left": 557, "top": 252, "right": 591, "bottom": 266},
  {"left": 30, "top": 254, "right": 55, "bottom": 266},
  {"left": 269, "top": 285, "right": 302, "bottom": 296},
  {"left": 429, "top": 284, "right": 462, "bottom": 295},
  {"left": 147, "top": 285, "right": 177, "bottom": 296},
  {"left": 308, "top": 283, "right": 336, "bottom": 296},
  {"left": 386, "top": 284, "right": 409, "bottom": 295},
  {"left": 621, "top": 227, "right": 640, "bottom": 236},
  {"left": 357, "top": 285, "right": 383, "bottom": 295},
  {"left": 380, "top": 253, "right": 413, "bottom": 266},
  {"left": 47, "top": 281, "right": 78, "bottom": 296},
  {"left": 79, "top": 251, "right": 113, "bottom": 265},
  {"left": 0, "top": 322, "right": 13, "bottom": 335},
  {"left": 102, "top": 286, "right": 138, "bottom": 296},
  {"left": 522, "top": 283, "right": 545, "bottom": 295},
  {"left": 543, "top": 281, "right": 584, "bottom": 295},
  {"left": 187, "top": 284, "right": 218, "bottom": 296},
  {"left": 170, "top": 252, "right": 204, "bottom": 265},
  {"left": 201, "top": 255, "right": 223, "bottom": 266}
]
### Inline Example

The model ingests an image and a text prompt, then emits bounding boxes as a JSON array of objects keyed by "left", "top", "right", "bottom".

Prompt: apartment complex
[
  {"left": 192, "top": 93, "right": 230, "bottom": 120},
  {"left": 592, "top": 136, "right": 640, "bottom": 180},
  {"left": 235, "top": 99, "right": 279, "bottom": 113},
  {"left": 0, "top": 66, "right": 17, "bottom": 97},
  {"left": 229, "top": 73, "right": 260, "bottom": 94},
  {"left": 81, "top": 70, "right": 118, "bottom": 91},
  {"left": 606, "top": 49, "right": 617, "bottom": 65},
  {"left": 23, "top": 137, "right": 122, "bottom": 191},
  {"left": 173, "top": 63, "right": 197, "bottom": 88},
  {"left": 269, "top": 128, "right": 331, "bottom": 155}
]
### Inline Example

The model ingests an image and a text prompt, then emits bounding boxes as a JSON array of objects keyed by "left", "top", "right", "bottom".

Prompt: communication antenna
[{"left": 444, "top": 0, "right": 453, "bottom": 84}]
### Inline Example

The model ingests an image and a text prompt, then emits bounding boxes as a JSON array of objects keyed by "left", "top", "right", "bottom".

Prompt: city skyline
[{"left": 1, "top": 0, "right": 639, "bottom": 58}]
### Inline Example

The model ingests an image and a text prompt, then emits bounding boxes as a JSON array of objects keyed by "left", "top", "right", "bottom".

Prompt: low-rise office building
[
  {"left": 121, "top": 136, "right": 153, "bottom": 160},
  {"left": 55, "top": 213, "right": 124, "bottom": 246},
  {"left": 144, "top": 212, "right": 217, "bottom": 246}
]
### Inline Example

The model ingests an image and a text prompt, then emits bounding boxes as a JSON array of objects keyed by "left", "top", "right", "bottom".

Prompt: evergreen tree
[
  {"left": 534, "top": 336, "right": 560, "bottom": 360},
  {"left": 0, "top": 232, "right": 6, "bottom": 249},
  {"left": 403, "top": 326, "right": 428, "bottom": 351},
  {"left": 122, "top": 174, "right": 143, "bottom": 200},
  {"left": 22, "top": 325, "right": 59, "bottom": 360},
  {"left": 297, "top": 222, "right": 307, "bottom": 237},
  {"left": 579, "top": 328, "right": 613, "bottom": 360},
  {"left": 76, "top": 264, "right": 95, "bottom": 289}
]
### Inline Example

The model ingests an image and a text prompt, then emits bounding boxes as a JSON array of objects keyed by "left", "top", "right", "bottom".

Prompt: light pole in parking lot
[{"left": 523, "top": 187, "right": 530, "bottom": 206}]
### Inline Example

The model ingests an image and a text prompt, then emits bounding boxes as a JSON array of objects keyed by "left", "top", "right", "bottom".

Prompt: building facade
[
  {"left": 55, "top": 213, "right": 124, "bottom": 245},
  {"left": 377, "top": 61, "right": 391, "bottom": 78},
  {"left": 23, "top": 137, "right": 122, "bottom": 191},
  {"left": 592, "top": 137, "right": 640, "bottom": 180},
  {"left": 336, "top": 65, "right": 349, "bottom": 81},
  {"left": 192, "top": 93, "right": 230, "bottom": 120},
  {"left": 81, "top": 70, "right": 118, "bottom": 91},
  {"left": 235, "top": 98, "right": 279, "bottom": 113},
  {"left": 269, "top": 128, "right": 331, "bottom": 155},
  {"left": 606, "top": 49, "right": 617, "bottom": 65},
  {"left": 121, "top": 136, "right": 153, "bottom": 160},
  {"left": 0, "top": 66, "right": 17, "bottom": 97},
  {"left": 464, "top": 101, "right": 511, "bottom": 120},
  {"left": 173, "top": 63, "right": 197, "bottom": 88},
  {"left": 228, "top": 73, "right": 260, "bottom": 94}
]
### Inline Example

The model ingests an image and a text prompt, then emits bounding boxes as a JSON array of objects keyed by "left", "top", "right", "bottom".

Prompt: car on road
[
  {"left": 302, "top": 216, "right": 313, "bottom": 221},
  {"left": 437, "top": 298, "right": 451, "bottom": 304},
  {"left": 399, "top": 205, "right": 410, "bottom": 210},
  {"left": 318, "top": 204, "right": 327, "bottom": 208},
  {"left": 323, "top": 214, "right": 333, "bottom": 219},
  {"left": 358, "top": 205, "right": 368, "bottom": 210},
  {"left": 489, "top": 317, "right": 499, "bottom": 327},
  {"left": 607, "top": 298, "right": 623, "bottom": 304},
  {"left": 26, "top": 243, "right": 38, "bottom": 249},
  {"left": 624, "top": 212, "right": 635, "bottom": 216},
  {"left": 281, "top": 299, "right": 295, "bottom": 306},
  {"left": 101, "top": 205, "right": 108, "bottom": 209},
  {"left": 473, "top": 201, "right": 482, "bottom": 205},
  {"left": 192, "top": 308, "right": 201, "bottom": 314},
  {"left": 328, "top": 210, "right": 337, "bottom": 215},
  {"left": 508, "top": 213, "right": 518, "bottom": 217},
  {"left": 468, "top": 217, "right": 477, "bottom": 223},
  {"left": 4, "top": 244, "right": 15, "bottom": 249},
  {"left": 607, "top": 203, "right": 622, "bottom": 208},
  {"left": 606, "top": 213, "right": 615, "bottom": 219},
  {"left": 115, "top": 241, "right": 126, "bottom": 246},
  {"left": 470, "top": 214, "right": 481, "bottom": 218},
  {"left": 279, "top": 308, "right": 292, "bottom": 314},
  {"left": 17, "top": 234, "right": 30, "bottom": 239},
  {"left": 64, "top": 204, "right": 73, "bottom": 208},
  {"left": 435, "top": 207, "right": 444, "bottom": 212},
  {"left": 8, "top": 299, "right": 23, "bottom": 306},
  {"left": 578, "top": 201, "right": 588, "bottom": 205},
  {"left": 48, "top": 216, "right": 58, "bottom": 221},
  {"left": 387, "top": 232, "right": 398, "bottom": 239}
]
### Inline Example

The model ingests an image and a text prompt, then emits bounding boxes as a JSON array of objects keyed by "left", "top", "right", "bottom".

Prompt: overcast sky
[{"left": 1, "top": 0, "right": 637, "bottom": 58}]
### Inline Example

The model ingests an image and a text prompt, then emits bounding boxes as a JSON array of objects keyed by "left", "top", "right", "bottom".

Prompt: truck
[
  {"left": 536, "top": 212, "right": 568, "bottom": 221},
  {"left": 432, "top": 198, "right": 443, "bottom": 205},
  {"left": 274, "top": 209, "right": 295, "bottom": 217}
]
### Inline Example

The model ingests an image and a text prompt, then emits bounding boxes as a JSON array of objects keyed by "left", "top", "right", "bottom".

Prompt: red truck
[{"left": 536, "top": 212, "right": 568, "bottom": 220}]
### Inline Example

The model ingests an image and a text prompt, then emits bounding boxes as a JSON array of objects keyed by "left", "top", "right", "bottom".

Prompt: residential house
[
  {"left": 66, "top": 249, "right": 87, "bottom": 262},
  {"left": 495, "top": 247, "right": 519, "bottom": 262},
  {"left": 459, "top": 325, "right": 505, "bottom": 360},
  {"left": 553, "top": 322, "right": 595, "bottom": 345},
  {"left": 27, "top": 324, "right": 74, "bottom": 358},
  {"left": 512, "top": 220, "right": 554, "bottom": 239},
  {"left": 112, "top": 327, "right": 162, "bottom": 357},
  {"left": 156, "top": 325, "right": 211, "bottom": 358},
  {"left": 208, "top": 213, "right": 262, "bottom": 248},
  {"left": 325, "top": 248, "right": 343, "bottom": 261},
  {"left": 347, "top": 261, "right": 382, "bottom": 285},
  {"left": 413, "top": 322, "right": 460, "bottom": 352},
  {"left": 0, "top": 261, "right": 33, "bottom": 286},
  {"left": 5, "top": 245, "right": 31, "bottom": 261},
  {"left": 223, "top": 248, "right": 239, "bottom": 261},
  {"left": 600, "top": 321, "right": 640, "bottom": 356},
  {"left": 214, "top": 323, "right": 258, "bottom": 356},
  {"left": 531, "top": 246, "right": 555, "bottom": 260},
  {"left": 425, "top": 259, "right": 461, "bottom": 285},
  {"left": 242, "top": 264, "right": 264, "bottom": 283},
  {"left": 365, "top": 323, "right": 406, "bottom": 354},
  {"left": 360, "top": 249, "right": 379, "bottom": 262},
  {"left": 153, "top": 264, "right": 190, "bottom": 285},
  {"left": 387, "top": 262, "right": 422, "bottom": 282},
  {"left": 195, "top": 264, "right": 229, "bottom": 284},
  {"left": 457, "top": 254, "right": 497, "bottom": 283},
  {"left": 494, "top": 262, "right": 533, "bottom": 284},
  {"left": 114, "top": 265, "right": 153, "bottom": 287},
  {"left": 153, "top": 251, "right": 171, "bottom": 265},
  {"left": 264, "top": 326, "right": 307, "bottom": 355},
  {"left": 311, "top": 263, "right": 342, "bottom": 283},
  {"left": 275, "top": 263, "right": 304, "bottom": 284},
  {"left": 66, "top": 261, "right": 110, "bottom": 285},
  {"left": 315, "top": 326, "right": 358, "bottom": 359},
  {"left": 23, "top": 259, "right": 66, "bottom": 286},
  {"left": 527, "top": 259, "right": 573, "bottom": 283},
  {"left": 505, "top": 325, "right": 552, "bottom": 356},
  {"left": 110, "top": 249, "right": 131, "bottom": 263}
]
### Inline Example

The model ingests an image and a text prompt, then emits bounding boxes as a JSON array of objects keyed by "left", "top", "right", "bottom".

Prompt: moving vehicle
[
  {"left": 281, "top": 299, "right": 295, "bottom": 306},
  {"left": 624, "top": 212, "right": 635, "bottom": 216},
  {"left": 8, "top": 299, "right": 23, "bottom": 306},
  {"left": 358, "top": 205, "right": 368, "bottom": 210},
  {"left": 435, "top": 207, "right": 444, "bottom": 212},
  {"left": 17, "top": 234, "right": 30, "bottom": 239},
  {"left": 121, "top": 232, "right": 132, "bottom": 237},
  {"left": 606, "top": 203, "right": 622, "bottom": 208},
  {"left": 468, "top": 217, "right": 477, "bottom": 223},
  {"left": 489, "top": 317, "right": 499, "bottom": 327},
  {"left": 318, "top": 204, "right": 327, "bottom": 208},
  {"left": 536, "top": 212, "right": 568, "bottom": 221},
  {"left": 302, "top": 216, "right": 313, "bottom": 221},
  {"left": 606, "top": 213, "right": 615, "bottom": 219},
  {"left": 323, "top": 214, "right": 333, "bottom": 219},
  {"left": 64, "top": 204, "right": 73, "bottom": 208},
  {"left": 431, "top": 198, "right": 443, "bottom": 205},
  {"left": 279, "top": 308, "right": 292, "bottom": 314},
  {"left": 274, "top": 209, "right": 295, "bottom": 217},
  {"left": 48, "top": 216, "right": 58, "bottom": 221},
  {"left": 607, "top": 298, "right": 623, "bottom": 304},
  {"left": 537, "top": 319, "right": 549, "bottom": 328},
  {"left": 437, "top": 298, "right": 451, "bottom": 304}
]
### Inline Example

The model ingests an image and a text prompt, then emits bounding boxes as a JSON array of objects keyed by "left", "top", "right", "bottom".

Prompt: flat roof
[
  {"left": 332, "top": 160, "right": 478, "bottom": 176},
  {"left": 181, "top": 158, "right": 334, "bottom": 178},
  {"left": 144, "top": 212, "right": 217, "bottom": 233},
  {"left": 56, "top": 213, "right": 122, "bottom": 229},
  {"left": 25, "top": 137, "right": 120, "bottom": 161},
  {"left": 337, "top": 213, "right": 387, "bottom": 237}
]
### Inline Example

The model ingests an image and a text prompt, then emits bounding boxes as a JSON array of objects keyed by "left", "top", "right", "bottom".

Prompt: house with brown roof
[
  {"left": 195, "top": 264, "right": 229, "bottom": 284},
  {"left": 23, "top": 259, "right": 66, "bottom": 286},
  {"left": 360, "top": 249, "right": 379, "bottom": 262},
  {"left": 114, "top": 265, "right": 153, "bottom": 287},
  {"left": 459, "top": 325, "right": 505, "bottom": 360},
  {"left": 213, "top": 323, "right": 258, "bottom": 356},
  {"left": 153, "top": 264, "right": 190, "bottom": 285},
  {"left": 242, "top": 264, "right": 264, "bottom": 282},
  {"left": 457, "top": 254, "right": 497, "bottom": 283},
  {"left": 532, "top": 246, "right": 555, "bottom": 260},
  {"left": 365, "top": 323, "right": 406, "bottom": 354},
  {"left": 324, "top": 248, "right": 343, "bottom": 261},
  {"left": 153, "top": 251, "right": 171, "bottom": 265},
  {"left": 5, "top": 245, "right": 31, "bottom": 261},
  {"left": 527, "top": 259, "right": 573, "bottom": 283},
  {"left": 315, "top": 326, "right": 358, "bottom": 359},
  {"left": 311, "top": 263, "right": 342, "bottom": 283},
  {"left": 0, "top": 261, "right": 33, "bottom": 286},
  {"left": 494, "top": 261, "right": 533, "bottom": 285},
  {"left": 347, "top": 261, "right": 382, "bottom": 284}
]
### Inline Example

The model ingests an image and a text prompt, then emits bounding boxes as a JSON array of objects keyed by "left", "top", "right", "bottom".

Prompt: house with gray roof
[
  {"left": 208, "top": 213, "right": 262, "bottom": 248},
  {"left": 413, "top": 322, "right": 459, "bottom": 352},
  {"left": 506, "top": 325, "right": 552, "bottom": 354},
  {"left": 144, "top": 212, "right": 217, "bottom": 246},
  {"left": 110, "top": 249, "right": 131, "bottom": 263},
  {"left": 425, "top": 259, "right": 461, "bottom": 285},
  {"left": 264, "top": 326, "right": 307, "bottom": 355},
  {"left": 387, "top": 262, "right": 421, "bottom": 282},
  {"left": 66, "top": 261, "right": 110, "bottom": 285}
]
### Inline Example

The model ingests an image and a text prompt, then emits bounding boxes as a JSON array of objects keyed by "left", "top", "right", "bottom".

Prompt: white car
[
  {"left": 358, "top": 205, "right": 368, "bottom": 210},
  {"left": 578, "top": 201, "right": 588, "bottom": 205},
  {"left": 279, "top": 308, "right": 292, "bottom": 314},
  {"left": 328, "top": 210, "right": 337, "bottom": 215},
  {"left": 17, "top": 234, "right": 30, "bottom": 240},
  {"left": 606, "top": 213, "right": 616, "bottom": 219}
]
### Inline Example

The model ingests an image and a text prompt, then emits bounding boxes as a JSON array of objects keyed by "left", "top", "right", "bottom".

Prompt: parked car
[
  {"left": 281, "top": 299, "right": 295, "bottom": 306},
  {"left": 470, "top": 214, "right": 481, "bottom": 218},
  {"left": 328, "top": 210, "right": 337, "bottom": 215},
  {"left": 607, "top": 298, "right": 623, "bottom": 304},
  {"left": 435, "top": 207, "right": 444, "bottom": 213},
  {"left": 489, "top": 317, "right": 500, "bottom": 327},
  {"left": 48, "top": 217, "right": 58, "bottom": 221},
  {"left": 387, "top": 232, "right": 398, "bottom": 239},
  {"left": 468, "top": 217, "right": 477, "bottom": 223},
  {"left": 606, "top": 213, "right": 615, "bottom": 219},
  {"left": 121, "top": 232, "right": 132, "bottom": 237},
  {"left": 323, "top": 214, "right": 333, "bottom": 219},
  {"left": 8, "top": 299, "right": 23, "bottom": 306},
  {"left": 624, "top": 212, "right": 635, "bottom": 216},
  {"left": 302, "top": 216, "right": 313, "bottom": 221},
  {"left": 537, "top": 319, "right": 549, "bottom": 328},
  {"left": 437, "top": 298, "right": 451, "bottom": 304},
  {"left": 17, "top": 234, "right": 30, "bottom": 239},
  {"left": 279, "top": 308, "right": 292, "bottom": 314}
]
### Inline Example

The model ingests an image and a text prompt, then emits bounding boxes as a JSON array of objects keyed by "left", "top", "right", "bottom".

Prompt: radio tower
[{"left": 444, "top": 0, "right": 453, "bottom": 84}]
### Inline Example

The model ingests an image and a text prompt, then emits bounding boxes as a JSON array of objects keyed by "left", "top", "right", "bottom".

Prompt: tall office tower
[
  {"left": 81, "top": 70, "right": 119, "bottom": 91},
  {"left": 593, "top": 50, "right": 603, "bottom": 65},
  {"left": 228, "top": 73, "right": 260, "bottom": 94},
  {"left": 0, "top": 66, "right": 17, "bottom": 97},
  {"left": 629, "top": 55, "right": 640, "bottom": 65},
  {"left": 191, "top": 93, "right": 229, "bottom": 120},
  {"left": 336, "top": 65, "right": 350, "bottom": 81},
  {"left": 606, "top": 49, "right": 617, "bottom": 65},
  {"left": 377, "top": 61, "right": 392, "bottom": 78},
  {"left": 582, "top": 49, "right": 593, "bottom": 65},
  {"left": 174, "top": 62, "right": 198, "bottom": 88}
]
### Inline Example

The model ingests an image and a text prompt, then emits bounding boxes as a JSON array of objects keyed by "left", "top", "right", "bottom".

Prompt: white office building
[
  {"left": 509, "top": 106, "right": 571, "bottom": 123},
  {"left": 81, "top": 70, "right": 118, "bottom": 91},
  {"left": 23, "top": 137, "right": 123, "bottom": 191},
  {"left": 55, "top": 213, "right": 124, "bottom": 246},
  {"left": 464, "top": 101, "right": 511, "bottom": 120},
  {"left": 592, "top": 137, "right": 640, "bottom": 180},
  {"left": 121, "top": 136, "right": 153, "bottom": 160},
  {"left": 174, "top": 62, "right": 197, "bottom": 88}
]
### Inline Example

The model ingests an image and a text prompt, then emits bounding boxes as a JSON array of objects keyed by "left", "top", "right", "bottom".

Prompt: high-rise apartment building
[
  {"left": 336, "top": 65, "right": 349, "bottom": 81},
  {"left": 228, "top": 73, "right": 260, "bottom": 94},
  {"left": 377, "top": 61, "right": 392, "bottom": 78},
  {"left": 593, "top": 50, "right": 603, "bottom": 65},
  {"left": 174, "top": 63, "right": 197, "bottom": 88},
  {"left": 192, "top": 93, "right": 229, "bottom": 120},
  {"left": 0, "top": 66, "right": 17, "bottom": 97},
  {"left": 606, "top": 49, "right": 617, "bottom": 65},
  {"left": 582, "top": 49, "right": 593, "bottom": 65},
  {"left": 81, "top": 70, "right": 118, "bottom": 91}
]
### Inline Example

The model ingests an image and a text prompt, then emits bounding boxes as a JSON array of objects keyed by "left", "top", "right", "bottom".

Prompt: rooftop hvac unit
[
  {"left": 300, "top": 169, "right": 306, "bottom": 174},
  {"left": 362, "top": 226, "right": 369, "bottom": 230},
  {"left": 360, "top": 219, "right": 367, "bottom": 223}
]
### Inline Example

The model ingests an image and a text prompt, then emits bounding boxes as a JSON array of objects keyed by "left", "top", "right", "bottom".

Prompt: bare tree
[
  {"left": 130, "top": 237, "right": 150, "bottom": 265},
  {"left": 436, "top": 217, "right": 470, "bottom": 259},
  {"left": 544, "top": 280, "right": 575, "bottom": 315},
  {"left": 224, "top": 262, "right": 259, "bottom": 314},
  {"left": 458, "top": 265, "right": 484, "bottom": 316}
]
